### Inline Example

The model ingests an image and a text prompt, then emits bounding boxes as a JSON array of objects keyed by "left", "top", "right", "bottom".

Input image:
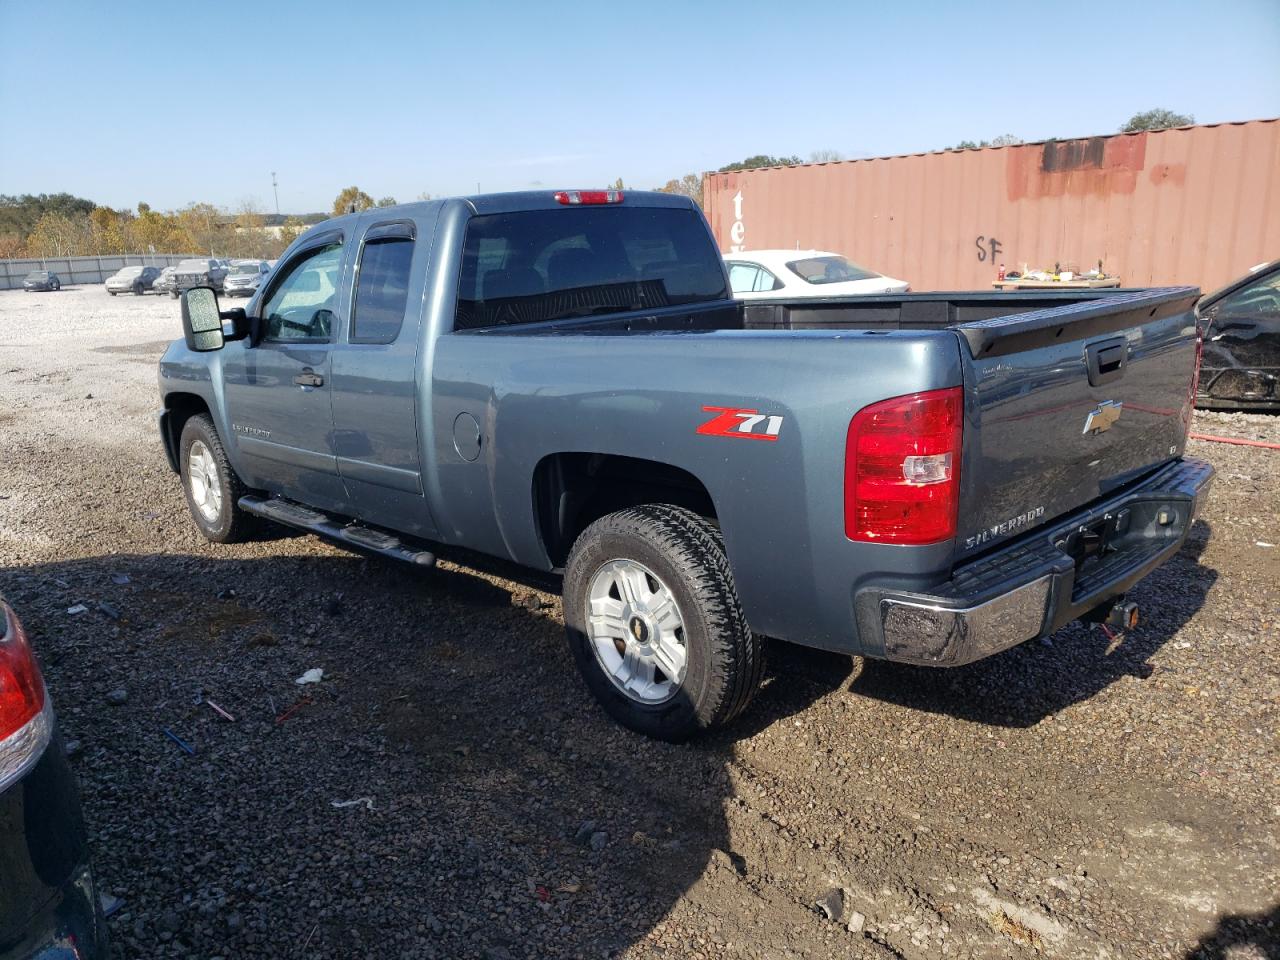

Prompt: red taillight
[
  {"left": 0, "top": 603, "right": 45, "bottom": 742},
  {"left": 554, "top": 190, "right": 624, "bottom": 205},
  {"left": 845, "top": 387, "right": 964, "bottom": 545}
]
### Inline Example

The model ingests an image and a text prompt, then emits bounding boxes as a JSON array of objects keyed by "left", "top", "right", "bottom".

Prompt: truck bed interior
[
  {"left": 738, "top": 290, "right": 1137, "bottom": 330},
  {"left": 474, "top": 290, "right": 1142, "bottom": 337},
  {"left": 477, "top": 288, "right": 1200, "bottom": 364}
]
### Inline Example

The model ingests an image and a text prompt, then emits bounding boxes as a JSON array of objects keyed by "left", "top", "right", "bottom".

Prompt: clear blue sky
[{"left": 2, "top": 0, "right": 1277, "bottom": 214}]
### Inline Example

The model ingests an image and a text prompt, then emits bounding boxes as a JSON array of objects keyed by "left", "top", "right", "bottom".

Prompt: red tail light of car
[
  {"left": 0, "top": 600, "right": 50, "bottom": 790},
  {"left": 845, "top": 387, "right": 964, "bottom": 545}
]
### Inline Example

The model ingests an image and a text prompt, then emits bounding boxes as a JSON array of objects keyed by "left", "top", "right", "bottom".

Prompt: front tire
[
  {"left": 179, "top": 414, "right": 257, "bottom": 543},
  {"left": 563, "top": 505, "right": 764, "bottom": 741}
]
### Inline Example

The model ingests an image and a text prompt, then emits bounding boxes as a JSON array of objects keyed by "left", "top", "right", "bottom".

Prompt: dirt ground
[{"left": 0, "top": 285, "right": 1276, "bottom": 960}]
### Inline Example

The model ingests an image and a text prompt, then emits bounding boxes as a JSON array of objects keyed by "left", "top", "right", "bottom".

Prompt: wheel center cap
[{"left": 628, "top": 616, "right": 650, "bottom": 644}]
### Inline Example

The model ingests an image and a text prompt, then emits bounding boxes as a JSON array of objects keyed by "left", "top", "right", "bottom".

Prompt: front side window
[
  {"left": 261, "top": 242, "right": 342, "bottom": 341},
  {"left": 455, "top": 206, "right": 727, "bottom": 330},
  {"left": 786, "top": 255, "right": 880, "bottom": 285},
  {"left": 350, "top": 237, "right": 414, "bottom": 343},
  {"left": 1216, "top": 270, "right": 1280, "bottom": 319}
]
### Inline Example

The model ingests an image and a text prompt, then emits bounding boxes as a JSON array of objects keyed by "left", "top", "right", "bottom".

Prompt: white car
[{"left": 724, "top": 249, "right": 909, "bottom": 299}]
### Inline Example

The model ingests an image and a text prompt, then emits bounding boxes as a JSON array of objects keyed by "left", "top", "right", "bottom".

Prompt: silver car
[
  {"left": 222, "top": 260, "right": 271, "bottom": 298},
  {"left": 105, "top": 265, "right": 161, "bottom": 296}
]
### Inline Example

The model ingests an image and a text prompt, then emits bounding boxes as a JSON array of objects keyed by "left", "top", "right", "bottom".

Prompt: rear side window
[
  {"left": 351, "top": 236, "right": 414, "bottom": 343},
  {"left": 727, "top": 262, "right": 783, "bottom": 294},
  {"left": 454, "top": 206, "right": 727, "bottom": 330}
]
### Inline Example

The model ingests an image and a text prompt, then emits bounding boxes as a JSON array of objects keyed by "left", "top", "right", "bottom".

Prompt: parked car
[
  {"left": 157, "top": 191, "right": 1211, "bottom": 741},
  {"left": 171, "top": 258, "right": 228, "bottom": 297},
  {"left": 0, "top": 593, "right": 109, "bottom": 958},
  {"left": 1196, "top": 258, "right": 1280, "bottom": 411},
  {"left": 105, "top": 265, "right": 161, "bottom": 296},
  {"left": 151, "top": 265, "right": 178, "bottom": 296},
  {"left": 221, "top": 260, "right": 271, "bottom": 298},
  {"left": 20, "top": 271, "right": 61, "bottom": 292},
  {"left": 725, "top": 249, "right": 909, "bottom": 298}
]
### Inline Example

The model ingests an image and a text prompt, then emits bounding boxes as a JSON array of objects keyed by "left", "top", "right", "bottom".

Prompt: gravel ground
[{"left": 0, "top": 285, "right": 1277, "bottom": 960}]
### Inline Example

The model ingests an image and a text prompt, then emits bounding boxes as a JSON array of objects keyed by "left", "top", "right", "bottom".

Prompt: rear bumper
[
  {"left": 0, "top": 733, "right": 109, "bottom": 960},
  {"left": 0, "top": 861, "right": 108, "bottom": 960},
  {"left": 855, "top": 457, "right": 1214, "bottom": 666}
]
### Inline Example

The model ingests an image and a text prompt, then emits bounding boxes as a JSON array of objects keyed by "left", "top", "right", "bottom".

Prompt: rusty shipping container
[{"left": 704, "top": 119, "right": 1280, "bottom": 293}]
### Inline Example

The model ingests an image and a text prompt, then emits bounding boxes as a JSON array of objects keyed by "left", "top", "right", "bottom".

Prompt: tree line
[{"left": 0, "top": 195, "right": 321, "bottom": 261}]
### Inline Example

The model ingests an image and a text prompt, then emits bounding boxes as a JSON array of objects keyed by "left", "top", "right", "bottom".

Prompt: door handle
[{"left": 293, "top": 369, "right": 324, "bottom": 388}]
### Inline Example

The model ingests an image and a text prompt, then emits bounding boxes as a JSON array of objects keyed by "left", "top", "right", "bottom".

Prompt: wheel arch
[
  {"left": 160, "top": 392, "right": 213, "bottom": 472},
  {"left": 531, "top": 452, "right": 718, "bottom": 568}
]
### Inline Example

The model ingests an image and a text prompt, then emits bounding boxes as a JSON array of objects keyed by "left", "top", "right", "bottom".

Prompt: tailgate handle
[{"left": 1085, "top": 337, "right": 1127, "bottom": 386}]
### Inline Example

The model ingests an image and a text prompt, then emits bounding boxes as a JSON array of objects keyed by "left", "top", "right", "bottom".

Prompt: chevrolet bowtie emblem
[{"left": 1083, "top": 400, "right": 1123, "bottom": 435}]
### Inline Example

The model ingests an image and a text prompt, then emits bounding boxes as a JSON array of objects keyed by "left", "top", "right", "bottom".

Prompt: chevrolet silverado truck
[{"left": 157, "top": 190, "right": 1213, "bottom": 740}]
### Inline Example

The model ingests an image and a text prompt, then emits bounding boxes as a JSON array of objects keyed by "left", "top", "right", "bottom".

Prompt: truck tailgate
[{"left": 954, "top": 287, "right": 1201, "bottom": 555}]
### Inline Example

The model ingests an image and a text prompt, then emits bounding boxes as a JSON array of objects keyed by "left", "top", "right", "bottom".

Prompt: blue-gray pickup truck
[{"left": 157, "top": 190, "right": 1213, "bottom": 740}]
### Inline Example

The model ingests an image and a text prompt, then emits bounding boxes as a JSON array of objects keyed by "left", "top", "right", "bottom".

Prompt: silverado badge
[{"left": 1082, "top": 400, "right": 1123, "bottom": 435}]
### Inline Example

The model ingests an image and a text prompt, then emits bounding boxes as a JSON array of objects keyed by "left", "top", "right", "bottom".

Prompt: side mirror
[
  {"left": 181, "top": 287, "right": 224, "bottom": 352},
  {"left": 222, "top": 306, "right": 250, "bottom": 340}
]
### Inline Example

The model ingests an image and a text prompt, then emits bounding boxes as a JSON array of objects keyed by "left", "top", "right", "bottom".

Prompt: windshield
[
  {"left": 455, "top": 205, "right": 727, "bottom": 329},
  {"left": 177, "top": 259, "right": 212, "bottom": 272},
  {"left": 115, "top": 266, "right": 143, "bottom": 278},
  {"left": 230, "top": 263, "right": 260, "bottom": 275},
  {"left": 786, "top": 255, "right": 880, "bottom": 285},
  {"left": 25, "top": 271, "right": 49, "bottom": 280}
]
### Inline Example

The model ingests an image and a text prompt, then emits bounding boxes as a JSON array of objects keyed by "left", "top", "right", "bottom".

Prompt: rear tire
[
  {"left": 563, "top": 504, "right": 764, "bottom": 741},
  {"left": 133, "top": 281, "right": 143, "bottom": 295},
  {"left": 179, "top": 414, "right": 258, "bottom": 543}
]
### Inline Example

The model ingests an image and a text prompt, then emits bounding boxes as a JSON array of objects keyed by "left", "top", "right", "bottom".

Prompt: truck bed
[{"left": 471, "top": 285, "right": 1203, "bottom": 563}]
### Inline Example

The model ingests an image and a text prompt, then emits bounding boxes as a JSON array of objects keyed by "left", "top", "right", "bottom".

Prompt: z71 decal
[{"left": 696, "top": 405, "right": 784, "bottom": 442}]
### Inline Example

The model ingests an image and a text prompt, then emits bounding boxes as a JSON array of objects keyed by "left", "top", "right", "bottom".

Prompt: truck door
[
  {"left": 330, "top": 216, "right": 440, "bottom": 539},
  {"left": 221, "top": 235, "right": 350, "bottom": 511}
]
